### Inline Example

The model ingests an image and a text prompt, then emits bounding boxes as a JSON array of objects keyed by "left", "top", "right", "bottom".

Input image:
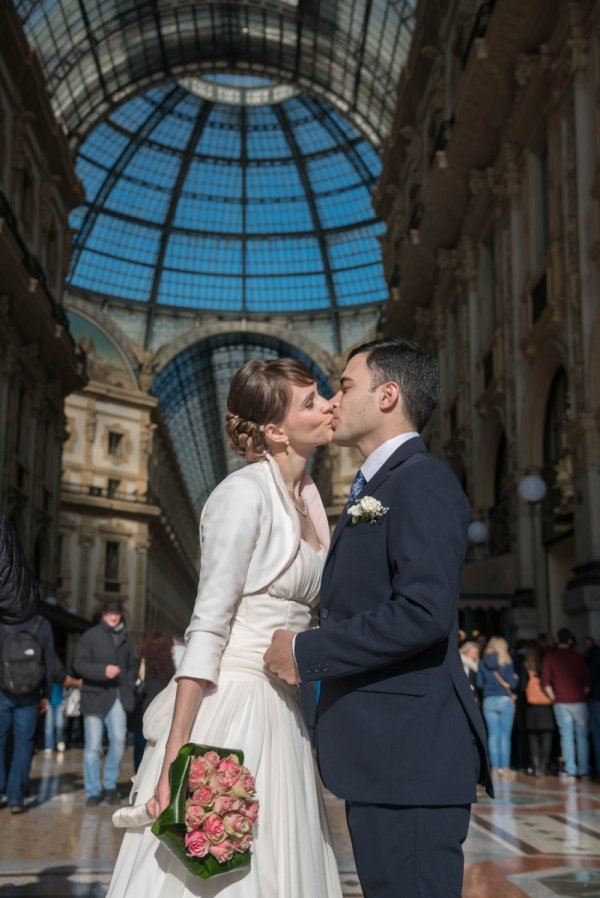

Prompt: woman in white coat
[{"left": 107, "top": 358, "right": 342, "bottom": 898}]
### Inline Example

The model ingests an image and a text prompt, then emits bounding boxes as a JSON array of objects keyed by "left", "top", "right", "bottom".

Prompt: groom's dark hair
[{"left": 347, "top": 337, "right": 439, "bottom": 432}]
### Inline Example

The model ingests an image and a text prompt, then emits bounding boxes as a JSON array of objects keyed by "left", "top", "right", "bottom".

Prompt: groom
[{"left": 265, "top": 337, "right": 493, "bottom": 898}]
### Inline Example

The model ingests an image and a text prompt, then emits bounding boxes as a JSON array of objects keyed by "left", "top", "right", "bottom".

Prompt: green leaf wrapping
[{"left": 150, "top": 743, "right": 252, "bottom": 879}]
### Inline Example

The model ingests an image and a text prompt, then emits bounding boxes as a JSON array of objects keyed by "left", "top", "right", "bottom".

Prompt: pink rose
[
  {"left": 188, "top": 757, "right": 209, "bottom": 788},
  {"left": 244, "top": 800, "right": 259, "bottom": 825},
  {"left": 185, "top": 830, "right": 210, "bottom": 858},
  {"left": 209, "top": 838, "right": 235, "bottom": 863},
  {"left": 231, "top": 832, "right": 253, "bottom": 853},
  {"left": 192, "top": 785, "right": 215, "bottom": 808},
  {"left": 203, "top": 751, "right": 221, "bottom": 770},
  {"left": 212, "top": 794, "right": 236, "bottom": 815},
  {"left": 204, "top": 812, "right": 226, "bottom": 843},
  {"left": 231, "top": 773, "right": 256, "bottom": 799},
  {"left": 223, "top": 812, "right": 250, "bottom": 838},
  {"left": 207, "top": 772, "right": 223, "bottom": 791},
  {"left": 185, "top": 800, "right": 206, "bottom": 830},
  {"left": 217, "top": 756, "right": 242, "bottom": 788}
]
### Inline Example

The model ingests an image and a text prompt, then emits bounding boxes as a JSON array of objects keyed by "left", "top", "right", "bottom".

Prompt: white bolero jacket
[{"left": 175, "top": 454, "right": 330, "bottom": 687}]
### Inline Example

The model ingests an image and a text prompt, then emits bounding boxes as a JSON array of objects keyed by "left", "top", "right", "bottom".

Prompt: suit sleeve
[
  {"left": 295, "top": 460, "right": 468, "bottom": 680},
  {"left": 176, "top": 475, "right": 262, "bottom": 686}
]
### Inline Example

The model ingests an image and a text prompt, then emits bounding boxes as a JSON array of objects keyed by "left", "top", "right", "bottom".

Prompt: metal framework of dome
[
  {"left": 15, "top": 0, "right": 416, "bottom": 148},
  {"left": 67, "top": 81, "right": 387, "bottom": 343}
]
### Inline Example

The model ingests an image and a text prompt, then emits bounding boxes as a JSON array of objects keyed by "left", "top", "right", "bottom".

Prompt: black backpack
[{"left": 0, "top": 616, "right": 45, "bottom": 695}]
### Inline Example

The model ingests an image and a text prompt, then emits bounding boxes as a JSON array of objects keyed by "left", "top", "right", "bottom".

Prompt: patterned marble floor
[{"left": 1, "top": 751, "right": 600, "bottom": 897}]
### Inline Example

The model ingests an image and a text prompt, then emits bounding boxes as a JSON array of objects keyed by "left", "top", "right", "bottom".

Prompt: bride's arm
[
  {"left": 146, "top": 475, "right": 263, "bottom": 817},
  {"left": 146, "top": 676, "right": 208, "bottom": 816}
]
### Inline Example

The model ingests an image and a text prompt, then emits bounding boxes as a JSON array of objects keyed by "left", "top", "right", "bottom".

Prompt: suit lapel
[{"left": 322, "top": 436, "right": 427, "bottom": 593}]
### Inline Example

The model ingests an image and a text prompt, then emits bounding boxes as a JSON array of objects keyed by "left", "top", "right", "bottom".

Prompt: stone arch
[
  {"left": 65, "top": 297, "right": 141, "bottom": 389},
  {"left": 520, "top": 338, "right": 567, "bottom": 468},
  {"left": 153, "top": 321, "right": 336, "bottom": 386}
]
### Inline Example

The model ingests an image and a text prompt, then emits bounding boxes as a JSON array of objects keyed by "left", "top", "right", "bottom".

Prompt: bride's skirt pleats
[{"left": 106, "top": 672, "right": 342, "bottom": 898}]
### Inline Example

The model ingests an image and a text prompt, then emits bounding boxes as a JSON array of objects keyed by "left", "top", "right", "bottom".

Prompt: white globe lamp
[
  {"left": 518, "top": 473, "right": 547, "bottom": 505},
  {"left": 467, "top": 521, "right": 489, "bottom": 545}
]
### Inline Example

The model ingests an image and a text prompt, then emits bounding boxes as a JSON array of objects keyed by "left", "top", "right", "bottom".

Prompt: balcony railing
[{"left": 61, "top": 482, "right": 154, "bottom": 505}]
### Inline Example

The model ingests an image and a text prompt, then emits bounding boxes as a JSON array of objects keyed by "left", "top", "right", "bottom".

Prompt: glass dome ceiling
[{"left": 68, "top": 80, "right": 388, "bottom": 321}]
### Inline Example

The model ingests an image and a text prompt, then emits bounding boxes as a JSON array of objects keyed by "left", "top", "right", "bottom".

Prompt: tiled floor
[{"left": 1, "top": 751, "right": 600, "bottom": 897}]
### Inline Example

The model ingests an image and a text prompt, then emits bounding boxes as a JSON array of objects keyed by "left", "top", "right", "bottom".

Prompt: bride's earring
[{"left": 284, "top": 437, "right": 290, "bottom": 447}]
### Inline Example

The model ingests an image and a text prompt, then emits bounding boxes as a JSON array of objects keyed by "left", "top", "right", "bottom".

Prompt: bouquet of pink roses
[{"left": 151, "top": 742, "right": 259, "bottom": 879}]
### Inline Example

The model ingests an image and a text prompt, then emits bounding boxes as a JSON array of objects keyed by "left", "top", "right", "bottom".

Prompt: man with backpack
[{"left": 0, "top": 613, "right": 55, "bottom": 813}]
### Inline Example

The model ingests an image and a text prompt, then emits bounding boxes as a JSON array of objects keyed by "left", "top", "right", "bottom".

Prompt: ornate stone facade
[
  {"left": 376, "top": 0, "right": 600, "bottom": 639},
  {"left": 0, "top": 3, "right": 85, "bottom": 614},
  {"left": 58, "top": 305, "right": 199, "bottom": 640}
]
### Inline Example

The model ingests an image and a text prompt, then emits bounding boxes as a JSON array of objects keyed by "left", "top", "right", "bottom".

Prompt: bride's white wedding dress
[{"left": 106, "top": 538, "right": 343, "bottom": 898}]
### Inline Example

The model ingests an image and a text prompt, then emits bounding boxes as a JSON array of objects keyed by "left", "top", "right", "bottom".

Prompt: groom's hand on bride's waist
[{"left": 264, "top": 629, "right": 300, "bottom": 685}]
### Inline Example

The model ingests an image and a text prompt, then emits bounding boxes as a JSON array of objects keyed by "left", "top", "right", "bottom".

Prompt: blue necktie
[{"left": 347, "top": 469, "right": 366, "bottom": 504}]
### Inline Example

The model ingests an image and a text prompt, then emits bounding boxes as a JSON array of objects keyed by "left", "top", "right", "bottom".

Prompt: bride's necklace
[{"left": 289, "top": 492, "right": 308, "bottom": 517}]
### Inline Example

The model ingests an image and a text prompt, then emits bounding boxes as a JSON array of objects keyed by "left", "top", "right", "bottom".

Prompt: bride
[{"left": 106, "top": 358, "right": 343, "bottom": 898}]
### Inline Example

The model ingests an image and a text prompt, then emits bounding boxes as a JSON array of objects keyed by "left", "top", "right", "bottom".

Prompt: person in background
[
  {"left": 523, "top": 640, "right": 554, "bottom": 776},
  {"left": 542, "top": 628, "right": 591, "bottom": 781},
  {"left": 132, "top": 633, "right": 175, "bottom": 770},
  {"left": 0, "top": 613, "right": 55, "bottom": 813},
  {"left": 170, "top": 634, "right": 185, "bottom": 673},
  {"left": 0, "top": 515, "right": 39, "bottom": 625},
  {"left": 476, "top": 636, "right": 519, "bottom": 779},
  {"left": 459, "top": 640, "right": 480, "bottom": 702},
  {"left": 586, "top": 638, "right": 600, "bottom": 777},
  {"left": 74, "top": 598, "right": 137, "bottom": 806},
  {"left": 44, "top": 657, "right": 83, "bottom": 755}
]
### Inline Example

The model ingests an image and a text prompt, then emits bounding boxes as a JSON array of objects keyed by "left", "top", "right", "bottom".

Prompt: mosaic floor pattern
[{"left": 1, "top": 752, "right": 600, "bottom": 897}]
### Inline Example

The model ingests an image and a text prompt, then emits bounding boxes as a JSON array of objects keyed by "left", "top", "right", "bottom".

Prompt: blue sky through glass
[{"left": 69, "top": 82, "right": 388, "bottom": 313}]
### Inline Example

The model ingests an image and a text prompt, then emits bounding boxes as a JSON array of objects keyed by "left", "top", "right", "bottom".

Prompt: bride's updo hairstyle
[{"left": 226, "top": 358, "right": 315, "bottom": 462}]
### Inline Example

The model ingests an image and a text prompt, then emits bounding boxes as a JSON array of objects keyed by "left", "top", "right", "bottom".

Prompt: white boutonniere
[{"left": 347, "top": 496, "right": 389, "bottom": 525}]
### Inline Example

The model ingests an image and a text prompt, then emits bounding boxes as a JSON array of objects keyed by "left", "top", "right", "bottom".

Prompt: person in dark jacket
[
  {"left": 130, "top": 632, "right": 175, "bottom": 771},
  {"left": 0, "top": 614, "right": 55, "bottom": 813},
  {"left": 74, "top": 599, "right": 136, "bottom": 806},
  {"left": 0, "top": 514, "right": 39, "bottom": 624}
]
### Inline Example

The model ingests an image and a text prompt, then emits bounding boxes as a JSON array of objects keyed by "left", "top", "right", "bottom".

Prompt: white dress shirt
[{"left": 360, "top": 432, "right": 420, "bottom": 482}]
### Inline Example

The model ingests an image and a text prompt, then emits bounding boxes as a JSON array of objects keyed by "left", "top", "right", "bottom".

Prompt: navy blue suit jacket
[{"left": 295, "top": 436, "right": 493, "bottom": 805}]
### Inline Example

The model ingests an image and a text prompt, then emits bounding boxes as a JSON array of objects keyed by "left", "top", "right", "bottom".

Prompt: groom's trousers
[{"left": 346, "top": 801, "right": 471, "bottom": 898}]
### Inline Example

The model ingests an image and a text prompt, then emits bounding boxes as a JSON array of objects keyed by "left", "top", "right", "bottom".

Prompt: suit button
[
  {"left": 323, "top": 663, "right": 330, "bottom": 673},
  {"left": 321, "top": 609, "right": 329, "bottom": 620},
  {"left": 315, "top": 664, "right": 322, "bottom": 673},
  {"left": 307, "top": 666, "right": 314, "bottom": 674}
]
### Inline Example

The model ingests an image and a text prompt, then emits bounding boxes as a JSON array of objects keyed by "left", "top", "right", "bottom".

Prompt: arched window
[
  {"left": 490, "top": 430, "right": 511, "bottom": 556},
  {"left": 542, "top": 368, "right": 572, "bottom": 538},
  {"left": 543, "top": 368, "right": 567, "bottom": 466},
  {"left": 494, "top": 431, "right": 508, "bottom": 504}
]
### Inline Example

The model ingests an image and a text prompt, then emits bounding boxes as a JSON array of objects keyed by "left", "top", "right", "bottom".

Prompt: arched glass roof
[
  {"left": 68, "top": 81, "right": 388, "bottom": 328},
  {"left": 152, "top": 333, "right": 332, "bottom": 513},
  {"left": 15, "top": 0, "right": 416, "bottom": 147}
]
